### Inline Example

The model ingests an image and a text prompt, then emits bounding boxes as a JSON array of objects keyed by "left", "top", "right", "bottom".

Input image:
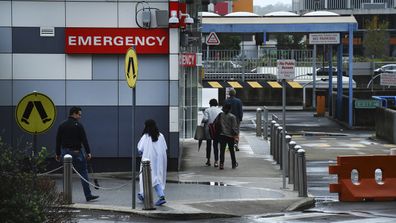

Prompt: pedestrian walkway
[{"left": 54, "top": 130, "right": 314, "bottom": 219}]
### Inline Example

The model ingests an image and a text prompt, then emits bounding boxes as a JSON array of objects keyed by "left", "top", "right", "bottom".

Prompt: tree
[
  {"left": 274, "top": 33, "right": 306, "bottom": 50},
  {"left": 0, "top": 138, "right": 73, "bottom": 223},
  {"left": 363, "top": 16, "right": 389, "bottom": 59}
]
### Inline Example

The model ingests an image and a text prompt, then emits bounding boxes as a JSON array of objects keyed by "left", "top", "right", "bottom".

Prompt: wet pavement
[{"left": 50, "top": 110, "right": 396, "bottom": 222}]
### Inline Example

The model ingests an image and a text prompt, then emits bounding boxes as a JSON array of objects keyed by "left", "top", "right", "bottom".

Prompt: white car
[{"left": 374, "top": 64, "right": 396, "bottom": 75}]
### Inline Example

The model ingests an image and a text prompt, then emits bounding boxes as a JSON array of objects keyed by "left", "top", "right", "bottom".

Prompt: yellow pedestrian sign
[
  {"left": 15, "top": 92, "right": 56, "bottom": 134},
  {"left": 125, "top": 47, "right": 138, "bottom": 88}
]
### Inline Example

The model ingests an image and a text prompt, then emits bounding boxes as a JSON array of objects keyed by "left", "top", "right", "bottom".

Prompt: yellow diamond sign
[
  {"left": 125, "top": 47, "right": 138, "bottom": 88},
  {"left": 15, "top": 92, "right": 56, "bottom": 134}
]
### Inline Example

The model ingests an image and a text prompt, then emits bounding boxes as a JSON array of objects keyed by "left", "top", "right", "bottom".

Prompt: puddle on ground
[{"left": 166, "top": 180, "right": 231, "bottom": 186}]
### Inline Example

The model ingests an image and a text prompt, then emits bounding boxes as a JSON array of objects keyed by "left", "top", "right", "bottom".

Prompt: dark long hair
[{"left": 142, "top": 119, "right": 159, "bottom": 142}]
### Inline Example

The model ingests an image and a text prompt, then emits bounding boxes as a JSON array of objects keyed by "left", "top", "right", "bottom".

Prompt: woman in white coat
[{"left": 137, "top": 119, "right": 168, "bottom": 206}]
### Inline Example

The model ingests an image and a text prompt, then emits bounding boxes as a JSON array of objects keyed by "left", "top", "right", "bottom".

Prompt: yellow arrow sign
[
  {"left": 125, "top": 47, "right": 138, "bottom": 88},
  {"left": 15, "top": 92, "right": 56, "bottom": 134}
]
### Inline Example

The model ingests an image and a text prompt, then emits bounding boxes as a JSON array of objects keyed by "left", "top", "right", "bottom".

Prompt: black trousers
[
  {"left": 219, "top": 135, "right": 237, "bottom": 165},
  {"left": 206, "top": 139, "right": 219, "bottom": 161}
]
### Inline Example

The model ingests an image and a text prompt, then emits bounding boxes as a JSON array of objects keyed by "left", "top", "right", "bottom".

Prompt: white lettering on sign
[
  {"left": 180, "top": 53, "right": 196, "bottom": 67},
  {"left": 68, "top": 36, "right": 166, "bottom": 47},
  {"left": 309, "top": 33, "right": 340, "bottom": 45},
  {"left": 277, "top": 59, "right": 296, "bottom": 80}
]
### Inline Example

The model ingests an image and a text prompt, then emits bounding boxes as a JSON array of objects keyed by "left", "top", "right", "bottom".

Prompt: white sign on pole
[
  {"left": 206, "top": 32, "right": 220, "bottom": 45},
  {"left": 277, "top": 59, "right": 295, "bottom": 80},
  {"left": 309, "top": 33, "right": 340, "bottom": 45},
  {"left": 380, "top": 73, "right": 396, "bottom": 86}
]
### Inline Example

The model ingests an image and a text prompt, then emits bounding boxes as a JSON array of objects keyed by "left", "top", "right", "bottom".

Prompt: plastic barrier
[
  {"left": 316, "top": 96, "right": 325, "bottom": 116},
  {"left": 329, "top": 155, "right": 396, "bottom": 201}
]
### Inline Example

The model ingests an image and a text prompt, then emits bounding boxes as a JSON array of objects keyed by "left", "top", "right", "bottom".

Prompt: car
[
  {"left": 316, "top": 67, "right": 346, "bottom": 76},
  {"left": 306, "top": 67, "right": 346, "bottom": 76},
  {"left": 374, "top": 64, "right": 396, "bottom": 75}
]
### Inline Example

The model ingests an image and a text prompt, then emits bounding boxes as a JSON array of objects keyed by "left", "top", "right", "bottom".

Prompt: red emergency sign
[
  {"left": 180, "top": 53, "right": 196, "bottom": 67},
  {"left": 65, "top": 28, "right": 169, "bottom": 54}
]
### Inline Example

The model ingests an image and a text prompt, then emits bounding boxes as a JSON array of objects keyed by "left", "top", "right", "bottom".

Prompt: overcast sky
[{"left": 253, "top": 0, "right": 292, "bottom": 7}]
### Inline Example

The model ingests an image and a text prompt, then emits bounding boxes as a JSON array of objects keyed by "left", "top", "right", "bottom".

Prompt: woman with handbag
[
  {"left": 201, "top": 99, "right": 222, "bottom": 167},
  {"left": 218, "top": 103, "right": 239, "bottom": 170}
]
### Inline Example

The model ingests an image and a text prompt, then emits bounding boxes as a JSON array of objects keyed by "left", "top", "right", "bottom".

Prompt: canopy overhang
[
  {"left": 201, "top": 16, "right": 358, "bottom": 33},
  {"left": 201, "top": 15, "right": 358, "bottom": 128}
]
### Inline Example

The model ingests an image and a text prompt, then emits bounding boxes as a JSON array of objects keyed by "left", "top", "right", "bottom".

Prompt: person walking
[
  {"left": 137, "top": 119, "right": 168, "bottom": 206},
  {"left": 55, "top": 106, "right": 99, "bottom": 202},
  {"left": 224, "top": 88, "right": 243, "bottom": 151},
  {"left": 201, "top": 99, "right": 222, "bottom": 167},
  {"left": 218, "top": 103, "right": 239, "bottom": 170}
]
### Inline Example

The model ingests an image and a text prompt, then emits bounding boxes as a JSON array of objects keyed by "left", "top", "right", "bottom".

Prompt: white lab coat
[{"left": 138, "top": 133, "right": 167, "bottom": 193}]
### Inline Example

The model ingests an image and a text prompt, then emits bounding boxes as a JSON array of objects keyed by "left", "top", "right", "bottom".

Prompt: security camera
[
  {"left": 184, "top": 16, "right": 194, "bottom": 24},
  {"left": 169, "top": 10, "right": 179, "bottom": 24}
]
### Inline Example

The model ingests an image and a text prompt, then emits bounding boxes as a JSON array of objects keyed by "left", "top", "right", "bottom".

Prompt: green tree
[
  {"left": 0, "top": 138, "right": 73, "bottom": 223},
  {"left": 363, "top": 16, "right": 389, "bottom": 59},
  {"left": 275, "top": 33, "right": 306, "bottom": 50},
  {"left": 211, "top": 34, "right": 241, "bottom": 51}
]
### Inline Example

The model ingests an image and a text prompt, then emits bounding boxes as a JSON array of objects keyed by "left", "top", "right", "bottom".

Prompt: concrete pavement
[{"left": 53, "top": 130, "right": 314, "bottom": 220}]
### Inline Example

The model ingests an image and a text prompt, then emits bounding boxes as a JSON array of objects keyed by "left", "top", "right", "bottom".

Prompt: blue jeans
[
  {"left": 61, "top": 148, "right": 92, "bottom": 199},
  {"left": 154, "top": 184, "right": 165, "bottom": 198},
  {"left": 139, "top": 184, "right": 164, "bottom": 198}
]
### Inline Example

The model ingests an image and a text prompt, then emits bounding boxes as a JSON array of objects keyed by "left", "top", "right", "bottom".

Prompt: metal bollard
[
  {"left": 288, "top": 141, "right": 296, "bottom": 184},
  {"left": 141, "top": 160, "right": 156, "bottom": 210},
  {"left": 293, "top": 145, "right": 302, "bottom": 191},
  {"left": 256, "top": 108, "right": 262, "bottom": 137},
  {"left": 273, "top": 123, "right": 280, "bottom": 158},
  {"left": 279, "top": 130, "right": 284, "bottom": 168},
  {"left": 276, "top": 126, "right": 283, "bottom": 164},
  {"left": 284, "top": 135, "right": 292, "bottom": 176},
  {"left": 297, "top": 149, "right": 308, "bottom": 197},
  {"left": 63, "top": 154, "right": 73, "bottom": 204},
  {"left": 270, "top": 121, "right": 277, "bottom": 155},
  {"left": 263, "top": 107, "right": 269, "bottom": 139}
]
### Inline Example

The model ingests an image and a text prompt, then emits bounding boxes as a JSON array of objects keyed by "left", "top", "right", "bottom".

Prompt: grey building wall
[{"left": 0, "top": 0, "right": 182, "bottom": 170}]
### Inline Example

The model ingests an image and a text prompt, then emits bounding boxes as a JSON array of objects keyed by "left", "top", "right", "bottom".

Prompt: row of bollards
[
  {"left": 62, "top": 155, "right": 156, "bottom": 210},
  {"left": 256, "top": 107, "right": 269, "bottom": 139},
  {"left": 267, "top": 116, "right": 308, "bottom": 197}
]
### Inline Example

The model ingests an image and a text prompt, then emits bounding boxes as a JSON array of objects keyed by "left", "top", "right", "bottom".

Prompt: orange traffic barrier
[
  {"left": 316, "top": 96, "right": 325, "bottom": 117},
  {"left": 329, "top": 155, "right": 396, "bottom": 201}
]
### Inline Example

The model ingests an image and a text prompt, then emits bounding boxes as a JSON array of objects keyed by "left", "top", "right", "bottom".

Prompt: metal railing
[{"left": 202, "top": 49, "right": 348, "bottom": 81}]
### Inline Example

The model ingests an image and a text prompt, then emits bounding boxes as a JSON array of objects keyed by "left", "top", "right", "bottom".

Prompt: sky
[{"left": 253, "top": 0, "right": 292, "bottom": 7}]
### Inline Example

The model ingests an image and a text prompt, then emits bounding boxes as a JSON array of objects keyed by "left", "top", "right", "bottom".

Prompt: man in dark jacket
[
  {"left": 224, "top": 88, "right": 243, "bottom": 151},
  {"left": 56, "top": 106, "right": 99, "bottom": 202}
]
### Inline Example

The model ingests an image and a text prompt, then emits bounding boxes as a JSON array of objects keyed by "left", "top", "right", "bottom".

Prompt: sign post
[
  {"left": 205, "top": 32, "right": 220, "bottom": 68},
  {"left": 125, "top": 47, "right": 138, "bottom": 209},
  {"left": 277, "top": 59, "right": 295, "bottom": 189}
]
